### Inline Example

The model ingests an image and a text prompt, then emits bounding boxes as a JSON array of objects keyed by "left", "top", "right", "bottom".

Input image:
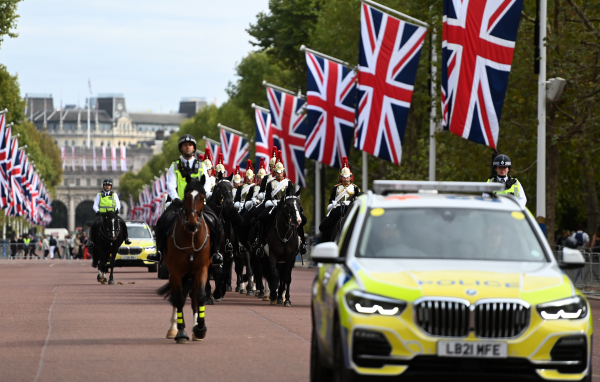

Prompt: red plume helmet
[
  {"left": 203, "top": 145, "right": 214, "bottom": 176},
  {"left": 214, "top": 152, "right": 226, "bottom": 176},
  {"left": 339, "top": 156, "right": 353, "bottom": 182},
  {"left": 269, "top": 146, "right": 278, "bottom": 173},
  {"left": 233, "top": 164, "right": 242, "bottom": 183},
  {"left": 244, "top": 159, "right": 254, "bottom": 182},
  {"left": 273, "top": 150, "right": 286, "bottom": 178}
]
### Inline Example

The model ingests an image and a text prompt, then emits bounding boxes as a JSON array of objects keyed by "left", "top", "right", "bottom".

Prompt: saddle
[{"left": 158, "top": 205, "right": 222, "bottom": 253}]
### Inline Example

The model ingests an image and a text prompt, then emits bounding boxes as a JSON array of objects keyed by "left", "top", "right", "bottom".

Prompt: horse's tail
[{"left": 156, "top": 282, "right": 171, "bottom": 299}]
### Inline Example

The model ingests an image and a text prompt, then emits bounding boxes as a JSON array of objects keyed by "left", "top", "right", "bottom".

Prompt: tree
[{"left": 0, "top": 0, "right": 21, "bottom": 48}]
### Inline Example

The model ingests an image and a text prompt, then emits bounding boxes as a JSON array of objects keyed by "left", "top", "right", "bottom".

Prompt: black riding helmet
[
  {"left": 493, "top": 154, "right": 511, "bottom": 170},
  {"left": 178, "top": 134, "right": 197, "bottom": 153},
  {"left": 103, "top": 179, "right": 113, "bottom": 187}
]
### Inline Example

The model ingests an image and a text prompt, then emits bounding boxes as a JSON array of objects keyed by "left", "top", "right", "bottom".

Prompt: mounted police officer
[
  {"left": 256, "top": 151, "right": 307, "bottom": 256},
  {"left": 483, "top": 154, "right": 527, "bottom": 207},
  {"left": 87, "top": 179, "right": 131, "bottom": 248},
  {"left": 159, "top": 134, "right": 223, "bottom": 266}
]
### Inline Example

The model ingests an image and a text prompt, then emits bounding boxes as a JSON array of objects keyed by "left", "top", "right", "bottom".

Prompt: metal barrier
[
  {"left": 0, "top": 242, "right": 74, "bottom": 260},
  {"left": 555, "top": 247, "right": 600, "bottom": 295}
]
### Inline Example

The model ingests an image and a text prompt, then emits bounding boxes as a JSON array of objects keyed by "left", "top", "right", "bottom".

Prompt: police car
[
  {"left": 310, "top": 181, "right": 590, "bottom": 382},
  {"left": 115, "top": 221, "right": 158, "bottom": 272}
]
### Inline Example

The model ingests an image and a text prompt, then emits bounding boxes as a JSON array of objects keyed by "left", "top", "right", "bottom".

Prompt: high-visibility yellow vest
[
  {"left": 487, "top": 177, "right": 521, "bottom": 198},
  {"left": 24, "top": 238, "right": 30, "bottom": 244},
  {"left": 98, "top": 192, "right": 116, "bottom": 212},
  {"left": 173, "top": 159, "right": 203, "bottom": 200}
]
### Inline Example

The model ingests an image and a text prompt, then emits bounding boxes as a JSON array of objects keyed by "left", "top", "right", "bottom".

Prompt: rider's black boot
[
  {"left": 124, "top": 238, "right": 132, "bottom": 245},
  {"left": 86, "top": 240, "right": 94, "bottom": 248},
  {"left": 299, "top": 241, "right": 307, "bottom": 255}
]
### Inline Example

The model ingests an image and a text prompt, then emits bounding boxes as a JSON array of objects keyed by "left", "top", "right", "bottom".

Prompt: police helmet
[
  {"left": 493, "top": 154, "right": 511, "bottom": 169},
  {"left": 178, "top": 134, "right": 197, "bottom": 152},
  {"left": 103, "top": 179, "right": 113, "bottom": 187}
]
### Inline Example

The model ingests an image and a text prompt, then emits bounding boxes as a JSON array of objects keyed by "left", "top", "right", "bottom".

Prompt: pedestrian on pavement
[
  {"left": 555, "top": 229, "right": 572, "bottom": 249},
  {"left": 49, "top": 235, "right": 57, "bottom": 259},
  {"left": 17, "top": 235, "right": 25, "bottom": 259},
  {"left": 571, "top": 225, "right": 590, "bottom": 248},
  {"left": 29, "top": 234, "right": 39, "bottom": 259},
  {"left": 42, "top": 235, "right": 49, "bottom": 260},
  {"left": 74, "top": 234, "right": 82, "bottom": 259},
  {"left": 590, "top": 225, "right": 600, "bottom": 253},
  {"left": 61, "top": 237, "right": 69, "bottom": 260},
  {"left": 9, "top": 235, "right": 17, "bottom": 259},
  {"left": 67, "top": 234, "right": 75, "bottom": 259}
]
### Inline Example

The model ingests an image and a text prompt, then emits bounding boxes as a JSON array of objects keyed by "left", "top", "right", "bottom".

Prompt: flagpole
[
  {"left": 362, "top": 0, "right": 429, "bottom": 27},
  {"left": 0, "top": 109, "right": 7, "bottom": 115},
  {"left": 217, "top": 123, "right": 249, "bottom": 139},
  {"left": 299, "top": 45, "right": 353, "bottom": 68},
  {"left": 202, "top": 136, "right": 220, "bottom": 146},
  {"left": 429, "top": 18, "right": 439, "bottom": 181},
  {"left": 362, "top": 152, "right": 368, "bottom": 191},
  {"left": 536, "top": 0, "right": 547, "bottom": 229},
  {"left": 262, "top": 81, "right": 307, "bottom": 100},
  {"left": 87, "top": 81, "right": 91, "bottom": 149},
  {"left": 251, "top": 104, "right": 269, "bottom": 113}
]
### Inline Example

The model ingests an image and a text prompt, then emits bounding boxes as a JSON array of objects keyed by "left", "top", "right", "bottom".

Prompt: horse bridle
[
  {"left": 97, "top": 213, "right": 120, "bottom": 242},
  {"left": 173, "top": 191, "right": 209, "bottom": 258},
  {"left": 274, "top": 195, "right": 301, "bottom": 244},
  {"left": 210, "top": 179, "right": 231, "bottom": 213}
]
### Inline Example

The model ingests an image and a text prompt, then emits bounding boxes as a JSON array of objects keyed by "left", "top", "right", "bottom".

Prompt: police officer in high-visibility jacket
[
  {"left": 483, "top": 154, "right": 527, "bottom": 207},
  {"left": 87, "top": 179, "right": 131, "bottom": 248},
  {"left": 161, "top": 134, "right": 223, "bottom": 266}
]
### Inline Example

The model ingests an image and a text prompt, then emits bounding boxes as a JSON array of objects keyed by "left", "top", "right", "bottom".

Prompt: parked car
[{"left": 114, "top": 221, "right": 158, "bottom": 272}]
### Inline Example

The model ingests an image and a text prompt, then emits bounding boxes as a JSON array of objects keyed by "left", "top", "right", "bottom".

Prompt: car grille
[
  {"left": 474, "top": 301, "right": 530, "bottom": 338},
  {"left": 129, "top": 246, "right": 143, "bottom": 255},
  {"left": 118, "top": 247, "right": 129, "bottom": 255},
  {"left": 414, "top": 299, "right": 470, "bottom": 337},
  {"left": 414, "top": 299, "right": 530, "bottom": 338}
]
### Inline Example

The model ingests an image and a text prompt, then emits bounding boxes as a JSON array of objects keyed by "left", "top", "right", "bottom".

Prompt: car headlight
[
  {"left": 144, "top": 246, "right": 156, "bottom": 251},
  {"left": 537, "top": 296, "right": 588, "bottom": 320},
  {"left": 345, "top": 290, "right": 406, "bottom": 316}
]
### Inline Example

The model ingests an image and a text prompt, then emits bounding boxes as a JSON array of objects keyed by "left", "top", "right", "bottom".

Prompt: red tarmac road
[
  {"left": 3, "top": 260, "right": 600, "bottom": 382},
  {"left": 0, "top": 260, "right": 314, "bottom": 382}
]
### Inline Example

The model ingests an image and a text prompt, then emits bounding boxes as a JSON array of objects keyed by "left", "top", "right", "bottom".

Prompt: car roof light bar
[{"left": 373, "top": 180, "right": 506, "bottom": 195}]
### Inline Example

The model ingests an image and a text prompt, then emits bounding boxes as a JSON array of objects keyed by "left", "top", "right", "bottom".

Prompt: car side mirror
[
  {"left": 559, "top": 247, "right": 585, "bottom": 269},
  {"left": 311, "top": 242, "right": 344, "bottom": 264}
]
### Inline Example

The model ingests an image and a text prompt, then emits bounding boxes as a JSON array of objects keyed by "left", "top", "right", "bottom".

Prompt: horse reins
[{"left": 274, "top": 196, "right": 300, "bottom": 245}]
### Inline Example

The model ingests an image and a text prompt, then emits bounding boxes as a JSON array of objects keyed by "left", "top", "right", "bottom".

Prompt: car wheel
[
  {"left": 147, "top": 263, "right": 158, "bottom": 272},
  {"left": 310, "top": 322, "right": 333, "bottom": 381},
  {"left": 333, "top": 320, "right": 359, "bottom": 382},
  {"left": 157, "top": 262, "right": 169, "bottom": 279}
]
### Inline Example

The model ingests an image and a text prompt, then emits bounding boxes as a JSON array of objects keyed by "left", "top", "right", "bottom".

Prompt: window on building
[
  {"left": 97, "top": 179, "right": 101, "bottom": 186},
  {"left": 76, "top": 179, "right": 80, "bottom": 186},
  {"left": 54, "top": 140, "right": 58, "bottom": 145},
  {"left": 86, "top": 179, "right": 91, "bottom": 186},
  {"left": 107, "top": 141, "right": 111, "bottom": 147},
  {"left": 71, "top": 140, "right": 75, "bottom": 146},
  {"left": 64, "top": 140, "right": 68, "bottom": 147},
  {"left": 100, "top": 141, "right": 104, "bottom": 146},
  {"left": 118, "top": 141, "right": 121, "bottom": 146},
  {"left": 82, "top": 140, "right": 86, "bottom": 147},
  {"left": 90, "top": 140, "right": 94, "bottom": 147},
  {"left": 64, "top": 179, "right": 68, "bottom": 186}
]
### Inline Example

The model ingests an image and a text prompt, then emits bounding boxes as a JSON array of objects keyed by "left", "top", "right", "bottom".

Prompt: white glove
[
  {"left": 343, "top": 201, "right": 350, "bottom": 206},
  {"left": 245, "top": 201, "right": 253, "bottom": 210},
  {"left": 257, "top": 193, "right": 265, "bottom": 201},
  {"left": 206, "top": 191, "right": 212, "bottom": 199},
  {"left": 234, "top": 202, "right": 242, "bottom": 209},
  {"left": 327, "top": 203, "right": 334, "bottom": 213},
  {"left": 265, "top": 200, "right": 274, "bottom": 208}
]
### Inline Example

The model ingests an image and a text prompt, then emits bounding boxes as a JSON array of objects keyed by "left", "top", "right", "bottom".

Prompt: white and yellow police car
[
  {"left": 114, "top": 221, "right": 158, "bottom": 272},
  {"left": 311, "top": 181, "right": 590, "bottom": 382}
]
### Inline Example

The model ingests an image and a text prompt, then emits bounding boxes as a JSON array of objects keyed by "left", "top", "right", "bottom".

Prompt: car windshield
[
  {"left": 357, "top": 208, "right": 546, "bottom": 262},
  {"left": 127, "top": 226, "right": 152, "bottom": 239}
]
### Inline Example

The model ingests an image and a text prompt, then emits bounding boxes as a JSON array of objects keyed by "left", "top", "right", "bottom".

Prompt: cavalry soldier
[
  {"left": 87, "top": 179, "right": 131, "bottom": 248},
  {"left": 256, "top": 151, "right": 307, "bottom": 256},
  {"left": 159, "top": 134, "right": 223, "bottom": 266},
  {"left": 202, "top": 146, "right": 217, "bottom": 196},
  {"left": 483, "top": 154, "right": 527, "bottom": 207},
  {"left": 232, "top": 165, "right": 243, "bottom": 190},
  {"left": 327, "top": 157, "right": 362, "bottom": 212},
  {"left": 234, "top": 160, "right": 255, "bottom": 210}
]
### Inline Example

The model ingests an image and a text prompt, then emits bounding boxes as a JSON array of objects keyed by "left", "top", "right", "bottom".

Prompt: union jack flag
[
  {"left": 6, "top": 138, "right": 24, "bottom": 216},
  {"left": 442, "top": 0, "right": 524, "bottom": 148},
  {"left": 220, "top": 129, "right": 249, "bottom": 174},
  {"left": 0, "top": 115, "right": 9, "bottom": 208},
  {"left": 266, "top": 88, "right": 309, "bottom": 187},
  {"left": 254, "top": 108, "right": 275, "bottom": 170},
  {"left": 305, "top": 52, "right": 356, "bottom": 168},
  {"left": 205, "top": 140, "right": 221, "bottom": 164},
  {"left": 355, "top": 3, "right": 427, "bottom": 165}
]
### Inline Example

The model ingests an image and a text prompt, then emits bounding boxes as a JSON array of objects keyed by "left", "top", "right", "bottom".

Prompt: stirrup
[
  {"left": 124, "top": 239, "right": 132, "bottom": 245},
  {"left": 238, "top": 243, "right": 246, "bottom": 254},
  {"left": 211, "top": 252, "right": 223, "bottom": 266},
  {"left": 256, "top": 246, "right": 264, "bottom": 258},
  {"left": 251, "top": 240, "right": 260, "bottom": 251}
]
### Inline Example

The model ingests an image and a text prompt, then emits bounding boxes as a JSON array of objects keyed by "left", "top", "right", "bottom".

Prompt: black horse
[
  {"left": 263, "top": 186, "right": 302, "bottom": 307},
  {"left": 91, "top": 213, "right": 126, "bottom": 285},
  {"left": 319, "top": 194, "right": 358, "bottom": 243}
]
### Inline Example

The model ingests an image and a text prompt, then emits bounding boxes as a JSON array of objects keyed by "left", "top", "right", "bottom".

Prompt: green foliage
[
  {"left": 0, "top": 65, "right": 62, "bottom": 194},
  {"left": 0, "top": 0, "right": 21, "bottom": 48}
]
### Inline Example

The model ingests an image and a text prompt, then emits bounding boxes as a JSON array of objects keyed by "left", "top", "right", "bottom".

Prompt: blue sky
[{"left": 1, "top": 0, "right": 269, "bottom": 113}]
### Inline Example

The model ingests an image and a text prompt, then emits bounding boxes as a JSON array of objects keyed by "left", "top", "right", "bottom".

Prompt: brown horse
[{"left": 157, "top": 176, "right": 211, "bottom": 343}]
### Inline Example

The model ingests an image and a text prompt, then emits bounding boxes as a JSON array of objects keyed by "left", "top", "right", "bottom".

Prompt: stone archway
[
  {"left": 75, "top": 200, "right": 96, "bottom": 230},
  {"left": 48, "top": 200, "right": 68, "bottom": 229}
]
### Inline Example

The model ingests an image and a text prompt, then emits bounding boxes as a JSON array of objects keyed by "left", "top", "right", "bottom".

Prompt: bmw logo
[{"left": 465, "top": 289, "right": 477, "bottom": 296}]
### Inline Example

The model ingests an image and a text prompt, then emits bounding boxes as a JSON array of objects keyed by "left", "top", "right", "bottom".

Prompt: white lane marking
[
  {"left": 34, "top": 271, "right": 66, "bottom": 382},
  {"left": 243, "top": 307, "right": 309, "bottom": 344}
]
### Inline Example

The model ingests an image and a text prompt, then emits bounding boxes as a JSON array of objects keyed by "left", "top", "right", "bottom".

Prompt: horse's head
[
  {"left": 280, "top": 186, "right": 302, "bottom": 227},
  {"left": 211, "top": 174, "right": 234, "bottom": 213},
  {"left": 183, "top": 175, "right": 207, "bottom": 233}
]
